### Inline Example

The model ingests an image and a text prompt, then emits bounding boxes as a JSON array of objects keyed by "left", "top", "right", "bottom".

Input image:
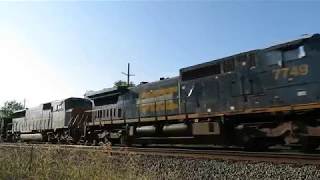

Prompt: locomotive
[
  {"left": 6, "top": 33, "right": 320, "bottom": 152},
  {"left": 7, "top": 98, "right": 92, "bottom": 144}
]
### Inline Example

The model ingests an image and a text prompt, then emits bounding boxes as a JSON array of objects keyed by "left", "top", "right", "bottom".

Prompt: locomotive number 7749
[{"left": 272, "top": 64, "right": 309, "bottom": 80}]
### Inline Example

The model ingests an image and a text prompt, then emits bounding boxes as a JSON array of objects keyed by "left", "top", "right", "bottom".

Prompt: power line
[{"left": 121, "top": 63, "right": 135, "bottom": 87}]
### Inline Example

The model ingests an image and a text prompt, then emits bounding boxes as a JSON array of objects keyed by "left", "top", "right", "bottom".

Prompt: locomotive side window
[
  {"left": 43, "top": 103, "right": 51, "bottom": 110},
  {"left": 12, "top": 110, "right": 26, "bottom": 118},
  {"left": 107, "top": 109, "right": 109, "bottom": 117},
  {"left": 266, "top": 45, "right": 306, "bottom": 65},
  {"left": 283, "top": 45, "right": 306, "bottom": 61},
  {"left": 266, "top": 50, "right": 282, "bottom": 65},
  {"left": 118, "top": 109, "right": 122, "bottom": 117},
  {"left": 65, "top": 99, "right": 92, "bottom": 110}
]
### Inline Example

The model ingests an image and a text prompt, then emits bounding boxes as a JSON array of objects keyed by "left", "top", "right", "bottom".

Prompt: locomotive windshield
[
  {"left": 65, "top": 98, "right": 92, "bottom": 110},
  {"left": 266, "top": 35, "right": 320, "bottom": 65}
]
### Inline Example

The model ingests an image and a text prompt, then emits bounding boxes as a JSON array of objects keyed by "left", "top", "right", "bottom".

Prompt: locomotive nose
[{"left": 72, "top": 107, "right": 91, "bottom": 116}]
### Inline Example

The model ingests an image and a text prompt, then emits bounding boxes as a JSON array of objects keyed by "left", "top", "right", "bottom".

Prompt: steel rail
[{"left": 0, "top": 143, "right": 319, "bottom": 165}]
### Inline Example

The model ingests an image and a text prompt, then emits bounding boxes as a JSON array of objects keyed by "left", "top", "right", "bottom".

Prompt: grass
[{"left": 0, "top": 144, "right": 180, "bottom": 180}]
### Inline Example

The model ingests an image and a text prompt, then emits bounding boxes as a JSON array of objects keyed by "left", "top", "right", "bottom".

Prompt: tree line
[{"left": 0, "top": 100, "right": 24, "bottom": 118}]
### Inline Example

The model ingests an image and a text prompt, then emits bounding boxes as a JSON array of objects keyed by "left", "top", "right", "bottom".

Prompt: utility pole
[
  {"left": 121, "top": 63, "right": 135, "bottom": 87},
  {"left": 23, "top": 98, "right": 26, "bottom": 108}
]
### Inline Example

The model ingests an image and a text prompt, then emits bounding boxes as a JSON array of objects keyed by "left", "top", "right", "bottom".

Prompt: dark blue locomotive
[
  {"left": 83, "top": 33, "right": 320, "bottom": 151},
  {"left": 8, "top": 33, "right": 320, "bottom": 151}
]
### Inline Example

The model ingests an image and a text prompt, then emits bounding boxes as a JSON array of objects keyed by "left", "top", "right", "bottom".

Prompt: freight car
[
  {"left": 9, "top": 97, "right": 92, "bottom": 143},
  {"left": 83, "top": 33, "right": 320, "bottom": 152}
]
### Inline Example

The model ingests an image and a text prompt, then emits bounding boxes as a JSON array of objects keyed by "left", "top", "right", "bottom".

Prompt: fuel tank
[
  {"left": 163, "top": 123, "right": 188, "bottom": 135},
  {"left": 136, "top": 126, "right": 156, "bottom": 135},
  {"left": 20, "top": 133, "right": 43, "bottom": 141}
]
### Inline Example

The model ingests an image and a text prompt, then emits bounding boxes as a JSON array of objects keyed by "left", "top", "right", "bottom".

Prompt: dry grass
[{"left": 0, "top": 144, "right": 180, "bottom": 180}]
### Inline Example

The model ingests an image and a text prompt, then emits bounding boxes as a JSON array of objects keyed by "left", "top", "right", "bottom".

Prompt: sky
[{"left": 0, "top": 1, "right": 319, "bottom": 107}]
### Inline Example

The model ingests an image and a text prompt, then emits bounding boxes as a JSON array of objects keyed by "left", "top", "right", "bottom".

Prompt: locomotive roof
[
  {"left": 12, "top": 108, "right": 27, "bottom": 114},
  {"left": 180, "top": 33, "right": 319, "bottom": 73},
  {"left": 43, "top": 97, "right": 88, "bottom": 104},
  {"left": 180, "top": 49, "right": 258, "bottom": 73},
  {"left": 84, "top": 86, "right": 128, "bottom": 99},
  {"left": 11, "top": 97, "right": 89, "bottom": 113},
  {"left": 85, "top": 76, "right": 179, "bottom": 99},
  {"left": 263, "top": 33, "right": 319, "bottom": 51},
  {"left": 85, "top": 87, "right": 119, "bottom": 97},
  {"left": 128, "top": 76, "right": 179, "bottom": 89}
]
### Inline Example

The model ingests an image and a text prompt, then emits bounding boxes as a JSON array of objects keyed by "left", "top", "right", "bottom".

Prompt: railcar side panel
[{"left": 124, "top": 77, "right": 180, "bottom": 119}]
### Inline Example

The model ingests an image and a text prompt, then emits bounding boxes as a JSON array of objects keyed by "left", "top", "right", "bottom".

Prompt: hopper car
[{"left": 5, "top": 33, "right": 320, "bottom": 152}]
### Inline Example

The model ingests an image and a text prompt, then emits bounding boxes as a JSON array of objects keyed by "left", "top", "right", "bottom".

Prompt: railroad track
[{"left": 1, "top": 142, "right": 319, "bottom": 165}]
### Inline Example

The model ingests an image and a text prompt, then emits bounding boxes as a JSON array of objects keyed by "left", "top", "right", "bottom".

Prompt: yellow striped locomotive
[{"left": 8, "top": 34, "right": 320, "bottom": 151}]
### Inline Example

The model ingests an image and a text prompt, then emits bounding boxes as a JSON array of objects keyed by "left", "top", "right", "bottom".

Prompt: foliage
[
  {"left": 0, "top": 100, "right": 24, "bottom": 118},
  {"left": 114, "top": 80, "right": 135, "bottom": 87},
  {"left": 0, "top": 144, "right": 180, "bottom": 180}
]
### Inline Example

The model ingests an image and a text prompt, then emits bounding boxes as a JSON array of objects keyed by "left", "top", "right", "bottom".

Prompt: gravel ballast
[
  {"left": 114, "top": 154, "right": 320, "bottom": 180},
  {"left": 1, "top": 145, "right": 319, "bottom": 179}
]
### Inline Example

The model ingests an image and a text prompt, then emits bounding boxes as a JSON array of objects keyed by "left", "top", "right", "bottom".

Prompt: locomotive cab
[
  {"left": 65, "top": 98, "right": 93, "bottom": 110},
  {"left": 262, "top": 34, "right": 320, "bottom": 107}
]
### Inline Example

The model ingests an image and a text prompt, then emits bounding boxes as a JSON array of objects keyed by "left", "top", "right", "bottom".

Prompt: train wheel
[
  {"left": 120, "top": 135, "right": 133, "bottom": 146},
  {"left": 91, "top": 140, "right": 97, "bottom": 146},
  {"left": 236, "top": 132, "right": 255, "bottom": 151},
  {"left": 300, "top": 136, "right": 320, "bottom": 153},
  {"left": 241, "top": 136, "right": 269, "bottom": 152},
  {"left": 98, "top": 137, "right": 109, "bottom": 146}
]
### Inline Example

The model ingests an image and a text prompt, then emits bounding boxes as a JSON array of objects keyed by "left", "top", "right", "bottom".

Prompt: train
[{"left": 1, "top": 33, "right": 320, "bottom": 152}]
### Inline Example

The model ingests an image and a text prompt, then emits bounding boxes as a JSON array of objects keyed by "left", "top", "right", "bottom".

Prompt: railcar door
[{"left": 200, "top": 77, "right": 220, "bottom": 113}]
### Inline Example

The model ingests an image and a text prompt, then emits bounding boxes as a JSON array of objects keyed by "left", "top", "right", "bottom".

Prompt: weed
[{"left": 0, "top": 144, "right": 180, "bottom": 180}]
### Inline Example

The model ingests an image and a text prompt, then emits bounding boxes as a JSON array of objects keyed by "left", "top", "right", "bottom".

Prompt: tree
[
  {"left": 0, "top": 100, "right": 24, "bottom": 118},
  {"left": 114, "top": 80, "right": 135, "bottom": 87}
]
